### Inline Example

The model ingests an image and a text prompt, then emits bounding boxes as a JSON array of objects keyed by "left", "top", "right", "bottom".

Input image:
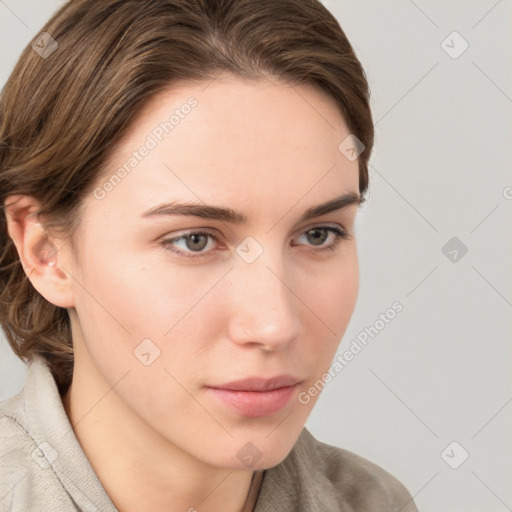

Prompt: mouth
[{"left": 205, "top": 375, "right": 302, "bottom": 417}]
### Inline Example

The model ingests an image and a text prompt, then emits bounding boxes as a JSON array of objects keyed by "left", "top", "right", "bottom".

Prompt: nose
[{"left": 226, "top": 252, "right": 302, "bottom": 352}]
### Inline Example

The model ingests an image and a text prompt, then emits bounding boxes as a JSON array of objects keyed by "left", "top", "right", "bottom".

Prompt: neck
[{"left": 62, "top": 351, "right": 256, "bottom": 512}]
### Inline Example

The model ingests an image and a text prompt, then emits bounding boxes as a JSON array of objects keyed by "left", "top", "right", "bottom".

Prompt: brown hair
[{"left": 0, "top": 0, "right": 374, "bottom": 394}]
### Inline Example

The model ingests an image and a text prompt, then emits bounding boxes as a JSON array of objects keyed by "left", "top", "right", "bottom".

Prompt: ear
[{"left": 4, "top": 194, "right": 76, "bottom": 308}]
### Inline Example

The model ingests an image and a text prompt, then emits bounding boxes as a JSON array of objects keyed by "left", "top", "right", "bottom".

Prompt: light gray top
[{"left": 0, "top": 356, "right": 419, "bottom": 512}]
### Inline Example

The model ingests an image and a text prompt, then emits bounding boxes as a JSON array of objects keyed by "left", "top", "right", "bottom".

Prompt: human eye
[
  {"left": 160, "top": 225, "right": 350, "bottom": 260},
  {"left": 161, "top": 230, "right": 220, "bottom": 259},
  {"left": 293, "top": 225, "right": 351, "bottom": 255}
]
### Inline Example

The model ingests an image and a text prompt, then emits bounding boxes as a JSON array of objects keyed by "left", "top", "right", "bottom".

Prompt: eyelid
[
  {"left": 160, "top": 223, "right": 350, "bottom": 259},
  {"left": 161, "top": 222, "right": 347, "bottom": 243}
]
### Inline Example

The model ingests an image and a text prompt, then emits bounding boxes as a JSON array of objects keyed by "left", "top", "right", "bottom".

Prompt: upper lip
[{"left": 208, "top": 376, "right": 302, "bottom": 392}]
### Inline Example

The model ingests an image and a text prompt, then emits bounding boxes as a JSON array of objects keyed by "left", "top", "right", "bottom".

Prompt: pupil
[
  {"left": 308, "top": 228, "right": 326, "bottom": 246},
  {"left": 188, "top": 234, "right": 207, "bottom": 251}
]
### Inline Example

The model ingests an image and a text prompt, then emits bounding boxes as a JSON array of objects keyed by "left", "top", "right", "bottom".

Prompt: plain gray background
[{"left": 1, "top": 1, "right": 511, "bottom": 511}]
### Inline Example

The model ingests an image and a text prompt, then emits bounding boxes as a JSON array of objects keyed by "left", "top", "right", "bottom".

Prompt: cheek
[
  {"left": 75, "top": 246, "right": 183, "bottom": 332},
  {"left": 70, "top": 250, "right": 209, "bottom": 421},
  {"left": 297, "top": 252, "right": 359, "bottom": 372},
  {"left": 71, "top": 244, "right": 222, "bottom": 378},
  {"left": 301, "top": 250, "right": 359, "bottom": 333}
]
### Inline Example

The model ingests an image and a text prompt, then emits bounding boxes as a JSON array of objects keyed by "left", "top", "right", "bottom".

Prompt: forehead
[{"left": 88, "top": 76, "right": 359, "bottom": 222}]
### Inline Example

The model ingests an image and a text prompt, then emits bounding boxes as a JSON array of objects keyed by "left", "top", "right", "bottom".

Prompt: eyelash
[{"left": 161, "top": 225, "right": 350, "bottom": 260}]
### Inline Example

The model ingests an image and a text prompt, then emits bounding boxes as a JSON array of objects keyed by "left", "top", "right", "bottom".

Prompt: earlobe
[{"left": 4, "top": 194, "right": 76, "bottom": 309}]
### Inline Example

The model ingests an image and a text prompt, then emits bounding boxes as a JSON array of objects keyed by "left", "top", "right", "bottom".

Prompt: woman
[{"left": 0, "top": 0, "right": 419, "bottom": 510}]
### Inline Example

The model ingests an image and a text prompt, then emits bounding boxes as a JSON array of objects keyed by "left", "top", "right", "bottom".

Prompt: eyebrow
[{"left": 141, "top": 191, "right": 362, "bottom": 224}]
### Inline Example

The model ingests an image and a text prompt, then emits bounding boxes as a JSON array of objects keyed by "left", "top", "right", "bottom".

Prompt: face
[{"left": 61, "top": 75, "right": 361, "bottom": 470}]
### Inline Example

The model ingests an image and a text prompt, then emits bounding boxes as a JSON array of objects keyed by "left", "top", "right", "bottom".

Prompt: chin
[
  {"left": 218, "top": 424, "right": 303, "bottom": 471},
  {"left": 219, "top": 445, "right": 293, "bottom": 472}
]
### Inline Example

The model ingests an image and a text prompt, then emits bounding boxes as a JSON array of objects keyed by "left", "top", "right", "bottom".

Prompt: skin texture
[{"left": 5, "top": 74, "right": 361, "bottom": 512}]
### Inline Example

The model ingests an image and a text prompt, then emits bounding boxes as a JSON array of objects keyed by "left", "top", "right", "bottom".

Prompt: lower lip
[{"left": 206, "top": 385, "right": 298, "bottom": 417}]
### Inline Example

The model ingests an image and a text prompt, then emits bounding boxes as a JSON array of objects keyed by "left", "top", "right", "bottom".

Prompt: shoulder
[
  {"left": 301, "top": 429, "right": 418, "bottom": 510},
  {"left": 258, "top": 428, "right": 418, "bottom": 512},
  {"left": 0, "top": 389, "right": 77, "bottom": 511}
]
